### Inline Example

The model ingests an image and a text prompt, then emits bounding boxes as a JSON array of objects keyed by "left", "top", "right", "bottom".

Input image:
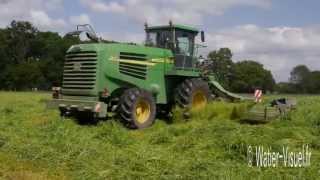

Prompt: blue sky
[{"left": 0, "top": 0, "right": 319, "bottom": 82}]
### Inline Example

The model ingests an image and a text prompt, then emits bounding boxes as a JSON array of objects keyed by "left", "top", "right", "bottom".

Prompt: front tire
[
  {"left": 118, "top": 88, "right": 156, "bottom": 129},
  {"left": 175, "top": 78, "right": 211, "bottom": 110}
]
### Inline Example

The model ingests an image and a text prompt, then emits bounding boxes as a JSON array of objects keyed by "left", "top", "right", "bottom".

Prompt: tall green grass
[{"left": 0, "top": 92, "right": 319, "bottom": 179}]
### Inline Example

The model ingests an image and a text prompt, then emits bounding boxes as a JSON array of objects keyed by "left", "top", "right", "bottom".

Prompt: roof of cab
[{"left": 146, "top": 24, "right": 199, "bottom": 33}]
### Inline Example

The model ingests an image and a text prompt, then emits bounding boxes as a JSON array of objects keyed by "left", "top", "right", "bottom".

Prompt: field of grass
[{"left": 0, "top": 92, "right": 319, "bottom": 179}]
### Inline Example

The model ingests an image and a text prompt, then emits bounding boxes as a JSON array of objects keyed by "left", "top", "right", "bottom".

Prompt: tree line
[
  {"left": 277, "top": 65, "right": 320, "bottom": 94},
  {"left": 0, "top": 20, "right": 319, "bottom": 94},
  {"left": 201, "top": 48, "right": 276, "bottom": 93},
  {"left": 0, "top": 21, "right": 80, "bottom": 90},
  {"left": 203, "top": 48, "right": 320, "bottom": 94}
]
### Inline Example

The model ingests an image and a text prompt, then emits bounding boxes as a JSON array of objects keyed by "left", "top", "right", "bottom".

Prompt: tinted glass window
[
  {"left": 175, "top": 31, "right": 195, "bottom": 56},
  {"left": 146, "top": 32, "right": 157, "bottom": 46},
  {"left": 177, "top": 37, "right": 190, "bottom": 55},
  {"left": 146, "top": 30, "right": 173, "bottom": 49}
]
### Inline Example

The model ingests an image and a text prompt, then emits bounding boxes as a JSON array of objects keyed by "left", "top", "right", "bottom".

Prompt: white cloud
[
  {"left": 80, "top": 0, "right": 271, "bottom": 24},
  {"left": 100, "top": 32, "right": 145, "bottom": 44},
  {"left": 30, "top": 10, "right": 66, "bottom": 30},
  {"left": 0, "top": 0, "right": 66, "bottom": 31},
  {"left": 69, "top": 14, "right": 91, "bottom": 25},
  {"left": 80, "top": 0, "right": 125, "bottom": 13},
  {"left": 206, "top": 25, "right": 320, "bottom": 81}
]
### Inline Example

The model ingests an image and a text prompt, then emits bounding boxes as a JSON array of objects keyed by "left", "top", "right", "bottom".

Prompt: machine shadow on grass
[
  {"left": 60, "top": 110, "right": 174, "bottom": 128},
  {"left": 69, "top": 110, "right": 177, "bottom": 127},
  {"left": 63, "top": 112, "right": 104, "bottom": 126},
  {"left": 238, "top": 118, "right": 271, "bottom": 125}
]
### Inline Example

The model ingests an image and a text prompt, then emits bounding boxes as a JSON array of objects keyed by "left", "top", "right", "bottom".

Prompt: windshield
[
  {"left": 145, "top": 30, "right": 173, "bottom": 49},
  {"left": 145, "top": 29, "right": 196, "bottom": 57},
  {"left": 146, "top": 32, "right": 157, "bottom": 47}
]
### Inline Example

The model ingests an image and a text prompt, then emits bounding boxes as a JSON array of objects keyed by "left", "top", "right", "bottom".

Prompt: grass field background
[{"left": 0, "top": 92, "right": 319, "bottom": 179}]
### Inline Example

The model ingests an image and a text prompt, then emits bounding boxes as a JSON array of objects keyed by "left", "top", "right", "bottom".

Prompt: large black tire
[
  {"left": 175, "top": 78, "right": 211, "bottom": 110},
  {"left": 118, "top": 88, "right": 156, "bottom": 129}
]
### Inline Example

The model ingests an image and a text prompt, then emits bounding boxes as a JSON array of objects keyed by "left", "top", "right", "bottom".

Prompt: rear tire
[
  {"left": 175, "top": 78, "right": 211, "bottom": 110},
  {"left": 118, "top": 88, "right": 156, "bottom": 129}
]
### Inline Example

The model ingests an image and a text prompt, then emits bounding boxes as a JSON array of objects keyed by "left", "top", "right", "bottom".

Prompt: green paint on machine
[{"left": 50, "top": 23, "right": 244, "bottom": 129}]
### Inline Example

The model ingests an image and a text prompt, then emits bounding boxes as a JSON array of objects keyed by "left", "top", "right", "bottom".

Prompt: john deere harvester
[{"left": 50, "top": 23, "right": 243, "bottom": 129}]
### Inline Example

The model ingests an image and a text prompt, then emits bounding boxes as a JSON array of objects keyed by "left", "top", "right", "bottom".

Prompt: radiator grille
[
  {"left": 119, "top": 62, "right": 147, "bottom": 80},
  {"left": 118, "top": 52, "right": 147, "bottom": 80},
  {"left": 62, "top": 51, "right": 97, "bottom": 91},
  {"left": 119, "top": 52, "right": 147, "bottom": 61}
]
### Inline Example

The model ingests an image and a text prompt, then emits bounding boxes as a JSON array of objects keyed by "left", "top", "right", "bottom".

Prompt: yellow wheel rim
[
  {"left": 192, "top": 90, "right": 207, "bottom": 110},
  {"left": 135, "top": 99, "right": 151, "bottom": 124}
]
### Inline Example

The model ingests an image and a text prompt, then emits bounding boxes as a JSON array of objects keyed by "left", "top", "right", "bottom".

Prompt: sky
[{"left": 0, "top": 0, "right": 319, "bottom": 82}]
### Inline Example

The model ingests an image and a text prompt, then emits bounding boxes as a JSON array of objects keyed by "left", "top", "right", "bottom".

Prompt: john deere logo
[{"left": 73, "top": 62, "right": 81, "bottom": 71}]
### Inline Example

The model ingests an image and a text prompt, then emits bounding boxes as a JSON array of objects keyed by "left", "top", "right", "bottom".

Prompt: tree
[
  {"left": 277, "top": 66, "right": 320, "bottom": 94},
  {"left": 305, "top": 71, "right": 320, "bottom": 94},
  {"left": 231, "top": 61, "right": 276, "bottom": 93},
  {"left": 7, "top": 21, "right": 38, "bottom": 64},
  {"left": 202, "top": 48, "right": 276, "bottom": 93},
  {"left": 206, "top": 48, "right": 234, "bottom": 89},
  {"left": 276, "top": 82, "right": 296, "bottom": 94},
  {"left": 3, "top": 61, "right": 44, "bottom": 90},
  {"left": 289, "top": 65, "right": 311, "bottom": 93},
  {"left": 0, "top": 29, "right": 10, "bottom": 87},
  {"left": 290, "top": 65, "right": 310, "bottom": 84},
  {"left": 0, "top": 20, "right": 80, "bottom": 90}
]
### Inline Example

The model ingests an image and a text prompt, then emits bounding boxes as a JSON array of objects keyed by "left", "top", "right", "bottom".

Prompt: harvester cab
[{"left": 145, "top": 21, "right": 204, "bottom": 70}]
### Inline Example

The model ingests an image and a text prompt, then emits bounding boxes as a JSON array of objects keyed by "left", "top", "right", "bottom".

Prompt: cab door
[{"left": 174, "top": 31, "right": 196, "bottom": 70}]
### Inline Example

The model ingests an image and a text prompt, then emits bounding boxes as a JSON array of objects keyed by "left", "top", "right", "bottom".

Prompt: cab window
[
  {"left": 146, "top": 30, "right": 172, "bottom": 49},
  {"left": 175, "top": 31, "right": 194, "bottom": 57},
  {"left": 146, "top": 32, "right": 157, "bottom": 47}
]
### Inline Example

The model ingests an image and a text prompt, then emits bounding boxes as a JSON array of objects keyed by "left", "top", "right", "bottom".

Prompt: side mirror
[{"left": 201, "top": 31, "right": 205, "bottom": 42}]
